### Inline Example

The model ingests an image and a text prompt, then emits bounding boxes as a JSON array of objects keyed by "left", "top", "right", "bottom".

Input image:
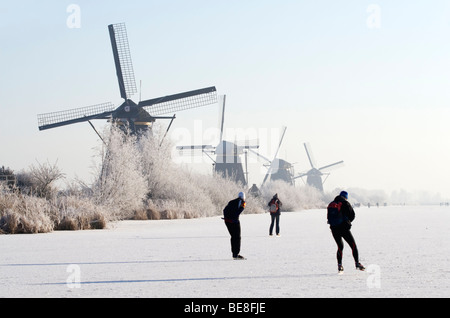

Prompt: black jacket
[
  {"left": 332, "top": 195, "right": 355, "bottom": 229},
  {"left": 223, "top": 198, "right": 246, "bottom": 223}
]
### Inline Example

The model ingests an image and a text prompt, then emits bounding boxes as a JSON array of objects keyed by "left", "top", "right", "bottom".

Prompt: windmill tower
[
  {"left": 176, "top": 95, "right": 258, "bottom": 186},
  {"left": 294, "top": 142, "right": 344, "bottom": 192},
  {"left": 250, "top": 126, "right": 295, "bottom": 187},
  {"left": 37, "top": 23, "right": 217, "bottom": 135}
]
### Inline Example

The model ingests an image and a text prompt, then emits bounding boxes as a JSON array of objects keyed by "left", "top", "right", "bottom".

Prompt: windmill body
[
  {"left": 37, "top": 23, "right": 217, "bottom": 135},
  {"left": 214, "top": 140, "right": 249, "bottom": 185},
  {"left": 294, "top": 143, "right": 344, "bottom": 192},
  {"left": 176, "top": 95, "right": 258, "bottom": 186},
  {"left": 270, "top": 158, "right": 294, "bottom": 185},
  {"left": 250, "top": 126, "right": 294, "bottom": 187},
  {"left": 305, "top": 168, "right": 325, "bottom": 192}
]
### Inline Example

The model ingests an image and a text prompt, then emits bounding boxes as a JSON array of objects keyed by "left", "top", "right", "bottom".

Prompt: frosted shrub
[
  {"left": 260, "top": 180, "right": 326, "bottom": 211},
  {"left": 55, "top": 195, "right": 106, "bottom": 230},
  {"left": 0, "top": 185, "right": 54, "bottom": 234}
]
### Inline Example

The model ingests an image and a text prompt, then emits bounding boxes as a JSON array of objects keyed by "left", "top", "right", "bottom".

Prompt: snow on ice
[{"left": 0, "top": 205, "right": 449, "bottom": 298}]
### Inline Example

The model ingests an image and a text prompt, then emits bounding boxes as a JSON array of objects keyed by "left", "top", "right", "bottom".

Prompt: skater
[
  {"left": 268, "top": 193, "right": 282, "bottom": 236},
  {"left": 327, "top": 191, "right": 365, "bottom": 273},
  {"left": 223, "top": 192, "right": 247, "bottom": 260}
]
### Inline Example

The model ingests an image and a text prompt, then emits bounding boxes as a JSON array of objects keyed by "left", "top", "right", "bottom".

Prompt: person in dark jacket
[
  {"left": 223, "top": 192, "right": 246, "bottom": 260},
  {"left": 268, "top": 193, "right": 282, "bottom": 236},
  {"left": 328, "top": 191, "right": 365, "bottom": 272}
]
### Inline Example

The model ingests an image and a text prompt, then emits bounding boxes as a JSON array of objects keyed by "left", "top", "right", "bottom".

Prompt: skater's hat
[
  {"left": 238, "top": 192, "right": 245, "bottom": 200},
  {"left": 340, "top": 191, "right": 348, "bottom": 199}
]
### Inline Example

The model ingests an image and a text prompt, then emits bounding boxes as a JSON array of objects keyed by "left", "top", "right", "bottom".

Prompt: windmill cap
[
  {"left": 238, "top": 192, "right": 246, "bottom": 200},
  {"left": 340, "top": 191, "right": 348, "bottom": 199}
]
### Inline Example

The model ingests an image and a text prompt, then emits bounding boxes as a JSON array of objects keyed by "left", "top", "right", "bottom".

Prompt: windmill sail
[
  {"left": 218, "top": 95, "right": 226, "bottom": 143},
  {"left": 318, "top": 160, "right": 344, "bottom": 172},
  {"left": 108, "top": 23, "right": 137, "bottom": 100},
  {"left": 38, "top": 102, "right": 115, "bottom": 131},
  {"left": 139, "top": 87, "right": 218, "bottom": 116},
  {"left": 304, "top": 142, "right": 317, "bottom": 168}
]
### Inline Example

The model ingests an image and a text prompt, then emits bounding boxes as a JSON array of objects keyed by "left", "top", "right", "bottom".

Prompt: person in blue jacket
[{"left": 328, "top": 191, "right": 365, "bottom": 273}]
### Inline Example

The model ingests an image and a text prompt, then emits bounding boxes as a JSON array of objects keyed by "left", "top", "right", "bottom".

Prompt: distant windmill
[
  {"left": 294, "top": 142, "right": 344, "bottom": 192},
  {"left": 37, "top": 23, "right": 217, "bottom": 136},
  {"left": 250, "top": 126, "right": 295, "bottom": 187},
  {"left": 176, "top": 95, "right": 258, "bottom": 186}
]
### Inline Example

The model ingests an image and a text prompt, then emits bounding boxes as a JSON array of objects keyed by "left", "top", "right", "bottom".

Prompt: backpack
[
  {"left": 269, "top": 200, "right": 278, "bottom": 213},
  {"left": 327, "top": 201, "right": 344, "bottom": 226}
]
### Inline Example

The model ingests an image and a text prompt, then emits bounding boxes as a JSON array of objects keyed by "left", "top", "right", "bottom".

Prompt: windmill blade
[
  {"left": 37, "top": 102, "right": 115, "bottom": 131},
  {"left": 176, "top": 145, "right": 215, "bottom": 152},
  {"left": 292, "top": 171, "right": 308, "bottom": 180},
  {"left": 87, "top": 120, "right": 106, "bottom": 145},
  {"left": 219, "top": 95, "right": 226, "bottom": 143},
  {"left": 304, "top": 142, "right": 317, "bottom": 168},
  {"left": 318, "top": 160, "right": 344, "bottom": 172},
  {"left": 139, "top": 86, "right": 217, "bottom": 116},
  {"left": 249, "top": 149, "right": 271, "bottom": 163},
  {"left": 235, "top": 144, "right": 259, "bottom": 156},
  {"left": 108, "top": 23, "right": 137, "bottom": 100},
  {"left": 159, "top": 115, "right": 176, "bottom": 147},
  {"left": 272, "top": 126, "right": 287, "bottom": 161},
  {"left": 249, "top": 127, "right": 285, "bottom": 165}
]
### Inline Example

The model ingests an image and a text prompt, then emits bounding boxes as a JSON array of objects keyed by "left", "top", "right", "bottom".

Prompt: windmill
[
  {"left": 37, "top": 23, "right": 217, "bottom": 136},
  {"left": 250, "top": 126, "right": 295, "bottom": 187},
  {"left": 176, "top": 95, "right": 258, "bottom": 186},
  {"left": 294, "top": 142, "right": 344, "bottom": 192}
]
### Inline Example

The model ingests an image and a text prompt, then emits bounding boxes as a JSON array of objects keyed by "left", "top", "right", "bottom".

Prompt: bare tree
[{"left": 28, "top": 160, "right": 65, "bottom": 199}]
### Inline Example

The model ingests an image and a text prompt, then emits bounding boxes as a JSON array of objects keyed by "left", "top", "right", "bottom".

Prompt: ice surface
[{"left": 1, "top": 205, "right": 449, "bottom": 298}]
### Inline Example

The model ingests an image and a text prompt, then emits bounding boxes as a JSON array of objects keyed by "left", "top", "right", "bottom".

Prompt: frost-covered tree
[
  {"left": 92, "top": 125, "right": 148, "bottom": 219},
  {"left": 27, "top": 160, "right": 65, "bottom": 199}
]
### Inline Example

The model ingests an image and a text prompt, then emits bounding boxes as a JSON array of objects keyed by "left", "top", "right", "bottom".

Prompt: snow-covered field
[{"left": 1, "top": 205, "right": 449, "bottom": 298}]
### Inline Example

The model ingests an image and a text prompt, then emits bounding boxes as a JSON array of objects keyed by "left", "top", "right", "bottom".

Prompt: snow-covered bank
[{"left": 0, "top": 205, "right": 449, "bottom": 298}]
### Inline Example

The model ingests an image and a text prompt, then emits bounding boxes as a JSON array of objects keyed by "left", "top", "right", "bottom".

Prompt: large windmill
[
  {"left": 294, "top": 142, "right": 344, "bottom": 192},
  {"left": 176, "top": 95, "right": 258, "bottom": 186},
  {"left": 37, "top": 23, "right": 217, "bottom": 135},
  {"left": 250, "top": 126, "right": 295, "bottom": 187}
]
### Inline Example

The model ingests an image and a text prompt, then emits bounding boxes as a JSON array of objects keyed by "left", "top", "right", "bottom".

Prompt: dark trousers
[
  {"left": 331, "top": 226, "right": 359, "bottom": 265},
  {"left": 269, "top": 213, "right": 280, "bottom": 235},
  {"left": 225, "top": 221, "right": 241, "bottom": 257}
]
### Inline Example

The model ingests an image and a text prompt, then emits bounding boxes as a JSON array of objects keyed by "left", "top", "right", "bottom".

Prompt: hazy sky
[{"left": 1, "top": 1, "right": 450, "bottom": 199}]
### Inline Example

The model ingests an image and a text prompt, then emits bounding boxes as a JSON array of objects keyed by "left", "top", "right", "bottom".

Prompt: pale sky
[{"left": 1, "top": 1, "right": 450, "bottom": 200}]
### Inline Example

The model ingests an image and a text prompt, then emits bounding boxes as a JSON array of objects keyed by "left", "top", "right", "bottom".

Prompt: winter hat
[
  {"left": 238, "top": 192, "right": 246, "bottom": 200},
  {"left": 340, "top": 191, "right": 348, "bottom": 199}
]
